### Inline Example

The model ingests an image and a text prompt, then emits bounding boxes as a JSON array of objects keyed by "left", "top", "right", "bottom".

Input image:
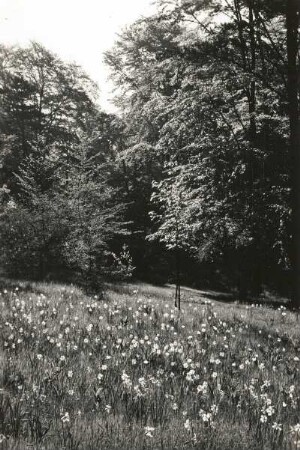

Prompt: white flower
[
  {"left": 272, "top": 422, "right": 282, "bottom": 432},
  {"left": 211, "top": 404, "right": 218, "bottom": 414},
  {"left": 184, "top": 419, "right": 191, "bottom": 431},
  {"left": 61, "top": 412, "right": 70, "bottom": 423},
  {"left": 121, "top": 371, "right": 132, "bottom": 388},
  {"left": 105, "top": 404, "right": 112, "bottom": 413},
  {"left": 7, "top": 200, "right": 17, "bottom": 209},
  {"left": 197, "top": 381, "right": 208, "bottom": 395},
  {"left": 291, "top": 424, "right": 300, "bottom": 434},
  {"left": 144, "top": 426, "right": 155, "bottom": 438},
  {"left": 266, "top": 405, "right": 275, "bottom": 416}
]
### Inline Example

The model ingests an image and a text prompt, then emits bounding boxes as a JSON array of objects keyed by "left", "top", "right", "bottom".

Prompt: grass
[{"left": 0, "top": 279, "right": 299, "bottom": 449}]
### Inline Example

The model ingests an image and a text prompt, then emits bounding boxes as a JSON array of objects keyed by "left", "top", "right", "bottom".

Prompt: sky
[{"left": 0, "top": 0, "right": 156, "bottom": 112}]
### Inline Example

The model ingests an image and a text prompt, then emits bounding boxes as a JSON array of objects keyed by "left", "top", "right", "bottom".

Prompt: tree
[
  {"left": 0, "top": 42, "right": 97, "bottom": 193},
  {"left": 148, "top": 163, "right": 197, "bottom": 308},
  {"left": 0, "top": 151, "right": 67, "bottom": 279},
  {"left": 106, "top": 0, "right": 293, "bottom": 298},
  {"left": 58, "top": 132, "right": 131, "bottom": 288},
  {"left": 0, "top": 129, "right": 132, "bottom": 286},
  {"left": 286, "top": 0, "right": 300, "bottom": 308},
  {"left": 115, "top": 142, "right": 164, "bottom": 280},
  {"left": 154, "top": 0, "right": 291, "bottom": 296},
  {"left": 0, "top": 42, "right": 133, "bottom": 287},
  {"left": 105, "top": 17, "right": 191, "bottom": 281}
]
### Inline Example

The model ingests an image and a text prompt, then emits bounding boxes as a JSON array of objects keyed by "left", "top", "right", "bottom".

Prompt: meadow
[{"left": 0, "top": 280, "right": 299, "bottom": 449}]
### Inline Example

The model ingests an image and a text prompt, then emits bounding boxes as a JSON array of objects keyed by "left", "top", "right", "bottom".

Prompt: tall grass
[{"left": 0, "top": 281, "right": 299, "bottom": 449}]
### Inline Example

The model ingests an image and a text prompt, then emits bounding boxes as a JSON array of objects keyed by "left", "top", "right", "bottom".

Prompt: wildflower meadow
[{"left": 0, "top": 281, "right": 299, "bottom": 449}]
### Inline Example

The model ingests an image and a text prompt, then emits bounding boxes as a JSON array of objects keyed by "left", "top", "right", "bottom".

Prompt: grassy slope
[{"left": 0, "top": 280, "right": 299, "bottom": 449}]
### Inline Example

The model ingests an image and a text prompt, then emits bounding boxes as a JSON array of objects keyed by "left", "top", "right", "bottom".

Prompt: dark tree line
[
  {"left": 105, "top": 0, "right": 299, "bottom": 304},
  {"left": 287, "top": 0, "right": 300, "bottom": 307},
  {"left": 0, "top": 43, "right": 133, "bottom": 289},
  {"left": 0, "top": 0, "right": 299, "bottom": 306}
]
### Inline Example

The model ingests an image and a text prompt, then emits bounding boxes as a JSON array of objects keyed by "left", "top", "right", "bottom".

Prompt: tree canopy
[
  {"left": 105, "top": 0, "right": 299, "bottom": 303},
  {"left": 0, "top": 43, "right": 132, "bottom": 288},
  {"left": 0, "top": 0, "right": 299, "bottom": 305}
]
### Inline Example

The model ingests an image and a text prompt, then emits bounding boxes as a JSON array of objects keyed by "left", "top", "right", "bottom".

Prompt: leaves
[{"left": 106, "top": 0, "right": 292, "bottom": 294}]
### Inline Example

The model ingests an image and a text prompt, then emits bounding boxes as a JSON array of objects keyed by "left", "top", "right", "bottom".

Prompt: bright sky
[{"left": 0, "top": 0, "right": 156, "bottom": 112}]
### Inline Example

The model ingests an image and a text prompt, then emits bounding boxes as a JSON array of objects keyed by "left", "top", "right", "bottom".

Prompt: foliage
[
  {"left": 105, "top": 0, "right": 295, "bottom": 298},
  {"left": 0, "top": 43, "right": 132, "bottom": 287},
  {"left": 0, "top": 42, "right": 97, "bottom": 194},
  {"left": 56, "top": 134, "right": 131, "bottom": 287},
  {"left": 0, "top": 0, "right": 298, "bottom": 299}
]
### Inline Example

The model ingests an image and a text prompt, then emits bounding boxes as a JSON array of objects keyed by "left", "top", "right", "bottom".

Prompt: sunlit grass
[{"left": 0, "top": 280, "right": 299, "bottom": 449}]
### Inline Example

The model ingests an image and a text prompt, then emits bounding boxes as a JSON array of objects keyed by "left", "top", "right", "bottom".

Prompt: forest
[{"left": 0, "top": 0, "right": 299, "bottom": 306}]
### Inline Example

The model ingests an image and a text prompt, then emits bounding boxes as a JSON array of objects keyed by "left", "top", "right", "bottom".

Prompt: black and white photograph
[{"left": 0, "top": 0, "right": 299, "bottom": 448}]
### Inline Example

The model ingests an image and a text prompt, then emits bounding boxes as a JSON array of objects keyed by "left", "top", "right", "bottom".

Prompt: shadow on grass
[{"left": 0, "top": 277, "right": 41, "bottom": 294}]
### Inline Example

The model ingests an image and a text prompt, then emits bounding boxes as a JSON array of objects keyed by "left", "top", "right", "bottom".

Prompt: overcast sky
[{"left": 0, "top": 0, "right": 156, "bottom": 112}]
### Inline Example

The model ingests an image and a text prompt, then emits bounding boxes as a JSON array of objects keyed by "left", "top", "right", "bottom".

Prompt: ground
[{"left": 0, "top": 280, "right": 299, "bottom": 449}]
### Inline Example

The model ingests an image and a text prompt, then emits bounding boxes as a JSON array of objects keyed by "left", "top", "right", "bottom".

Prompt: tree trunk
[
  {"left": 175, "top": 248, "right": 181, "bottom": 310},
  {"left": 287, "top": 0, "right": 300, "bottom": 308},
  {"left": 39, "top": 249, "right": 46, "bottom": 280},
  {"left": 248, "top": 0, "right": 263, "bottom": 297},
  {"left": 248, "top": 0, "right": 257, "bottom": 141}
]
